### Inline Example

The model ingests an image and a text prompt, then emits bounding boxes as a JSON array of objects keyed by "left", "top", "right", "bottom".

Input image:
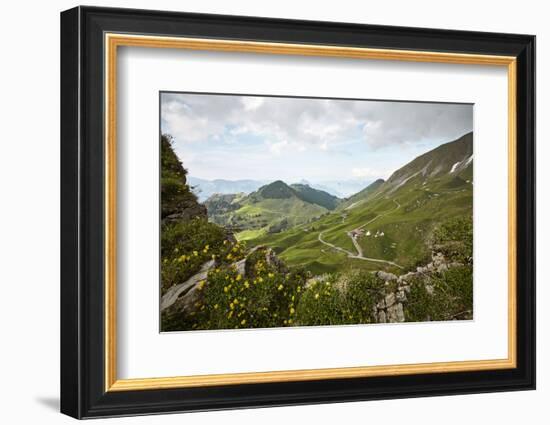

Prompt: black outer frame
[{"left": 60, "top": 5, "right": 536, "bottom": 419}]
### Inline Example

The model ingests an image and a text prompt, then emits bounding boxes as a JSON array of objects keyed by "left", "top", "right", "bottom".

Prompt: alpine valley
[
  {"left": 160, "top": 132, "right": 474, "bottom": 331},
  {"left": 203, "top": 132, "right": 473, "bottom": 275}
]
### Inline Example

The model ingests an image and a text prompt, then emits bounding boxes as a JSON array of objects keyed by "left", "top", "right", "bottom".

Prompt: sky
[{"left": 160, "top": 92, "right": 473, "bottom": 183}]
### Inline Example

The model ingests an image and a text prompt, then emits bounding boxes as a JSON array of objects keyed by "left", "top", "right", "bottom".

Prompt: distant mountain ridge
[
  {"left": 188, "top": 177, "right": 267, "bottom": 202},
  {"left": 204, "top": 180, "right": 340, "bottom": 239},
  {"left": 290, "top": 183, "right": 341, "bottom": 210},
  {"left": 189, "top": 176, "right": 374, "bottom": 200}
]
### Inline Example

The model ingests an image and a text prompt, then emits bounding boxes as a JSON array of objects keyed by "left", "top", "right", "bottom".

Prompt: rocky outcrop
[
  {"left": 164, "top": 203, "right": 207, "bottom": 222},
  {"left": 163, "top": 246, "right": 286, "bottom": 317},
  {"left": 161, "top": 260, "right": 215, "bottom": 312},
  {"left": 161, "top": 134, "right": 207, "bottom": 221},
  {"left": 373, "top": 251, "right": 461, "bottom": 323}
]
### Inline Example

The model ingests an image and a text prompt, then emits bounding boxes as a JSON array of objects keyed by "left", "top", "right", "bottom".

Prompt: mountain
[
  {"left": 204, "top": 180, "right": 334, "bottom": 240},
  {"left": 309, "top": 179, "right": 375, "bottom": 198},
  {"left": 290, "top": 183, "right": 341, "bottom": 210},
  {"left": 338, "top": 178, "right": 385, "bottom": 210},
  {"left": 187, "top": 177, "right": 267, "bottom": 202},
  {"left": 249, "top": 132, "right": 474, "bottom": 275},
  {"left": 342, "top": 132, "right": 473, "bottom": 210},
  {"left": 380, "top": 132, "right": 473, "bottom": 195}
]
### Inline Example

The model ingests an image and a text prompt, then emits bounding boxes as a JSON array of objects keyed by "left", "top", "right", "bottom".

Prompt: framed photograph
[{"left": 60, "top": 6, "right": 535, "bottom": 419}]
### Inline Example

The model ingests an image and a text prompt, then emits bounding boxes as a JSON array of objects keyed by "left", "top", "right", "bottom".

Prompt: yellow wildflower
[
  {"left": 277, "top": 284, "right": 283, "bottom": 291},
  {"left": 258, "top": 277, "right": 263, "bottom": 283},
  {"left": 244, "top": 281, "right": 250, "bottom": 288},
  {"left": 288, "top": 319, "right": 293, "bottom": 324},
  {"left": 315, "top": 293, "right": 320, "bottom": 300},
  {"left": 228, "top": 311, "right": 233, "bottom": 318},
  {"left": 193, "top": 250, "right": 198, "bottom": 257},
  {"left": 214, "top": 304, "right": 219, "bottom": 309},
  {"left": 240, "top": 319, "right": 246, "bottom": 325},
  {"left": 233, "top": 298, "right": 239, "bottom": 304},
  {"left": 236, "top": 274, "right": 242, "bottom": 281},
  {"left": 223, "top": 286, "right": 229, "bottom": 293},
  {"left": 230, "top": 303, "right": 234, "bottom": 309},
  {"left": 268, "top": 272, "right": 274, "bottom": 278},
  {"left": 290, "top": 307, "right": 295, "bottom": 315}
]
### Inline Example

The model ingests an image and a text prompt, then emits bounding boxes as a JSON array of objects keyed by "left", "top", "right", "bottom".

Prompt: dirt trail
[{"left": 317, "top": 199, "right": 403, "bottom": 269}]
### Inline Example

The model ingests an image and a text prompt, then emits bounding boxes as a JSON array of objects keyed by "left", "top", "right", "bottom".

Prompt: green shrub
[
  {"left": 432, "top": 216, "right": 473, "bottom": 263},
  {"left": 160, "top": 218, "right": 245, "bottom": 294},
  {"left": 295, "top": 271, "right": 384, "bottom": 326},
  {"left": 190, "top": 248, "right": 307, "bottom": 330},
  {"left": 405, "top": 265, "right": 473, "bottom": 321}
]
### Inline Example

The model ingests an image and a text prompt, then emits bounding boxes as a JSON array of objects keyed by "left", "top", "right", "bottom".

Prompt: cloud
[
  {"left": 269, "top": 140, "right": 289, "bottom": 155},
  {"left": 359, "top": 102, "right": 473, "bottom": 149},
  {"left": 241, "top": 97, "right": 264, "bottom": 111},
  {"left": 352, "top": 167, "right": 384, "bottom": 178},
  {"left": 161, "top": 93, "right": 472, "bottom": 157}
]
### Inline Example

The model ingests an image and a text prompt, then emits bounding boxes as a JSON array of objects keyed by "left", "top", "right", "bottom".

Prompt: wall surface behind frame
[{"left": 0, "top": 0, "right": 544, "bottom": 424}]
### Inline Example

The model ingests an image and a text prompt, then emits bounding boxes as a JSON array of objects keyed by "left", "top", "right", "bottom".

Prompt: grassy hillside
[
  {"left": 205, "top": 180, "right": 333, "bottom": 241},
  {"left": 290, "top": 183, "right": 341, "bottom": 210},
  {"left": 250, "top": 132, "right": 473, "bottom": 275},
  {"left": 338, "top": 178, "right": 385, "bottom": 210}
]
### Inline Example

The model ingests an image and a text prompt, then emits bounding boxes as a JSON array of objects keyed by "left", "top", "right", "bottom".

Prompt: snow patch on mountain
[{"left": 450, "top": 161, "right": 461, "bottom": 173}]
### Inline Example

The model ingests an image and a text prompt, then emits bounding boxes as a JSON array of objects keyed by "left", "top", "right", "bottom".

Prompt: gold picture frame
[{"left": 104, "top": 33, "right": 517, "bottom": 392}]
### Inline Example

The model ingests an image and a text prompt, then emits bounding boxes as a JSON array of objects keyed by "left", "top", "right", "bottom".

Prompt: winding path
[{"left": 318, "top": 199, "right": 403, "bottom": 269}]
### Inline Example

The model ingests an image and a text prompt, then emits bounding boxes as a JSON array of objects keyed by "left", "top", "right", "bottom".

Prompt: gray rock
[
  {"left": 378, "top": 310, "right": 387, "bottom": 323},
  {"left": 386, "top": 303, "right": 405, "bottom": 323},
  {"left": 396, "top": 290, "right": 407, "bottom": 303},
  {"left": 437, "top": 263, "right": 448, "bottom": 273},
  {"left": 234, "top": 258, "right": 246, "bottom": 275},
  {"left": 432, "top": 252, "right": 445, "bottom": 267},
  {"left": 385, "top": 292, "right": 396, "bottom": 307},
  {"left": 377, "top": 271, "right": 398, "bottom": 281},
  {"left": 395, "top": 303, "right": 405, "bottom": 322},
  {"left": 161, "top": 259, "right": 216, "bottom": 311}
]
